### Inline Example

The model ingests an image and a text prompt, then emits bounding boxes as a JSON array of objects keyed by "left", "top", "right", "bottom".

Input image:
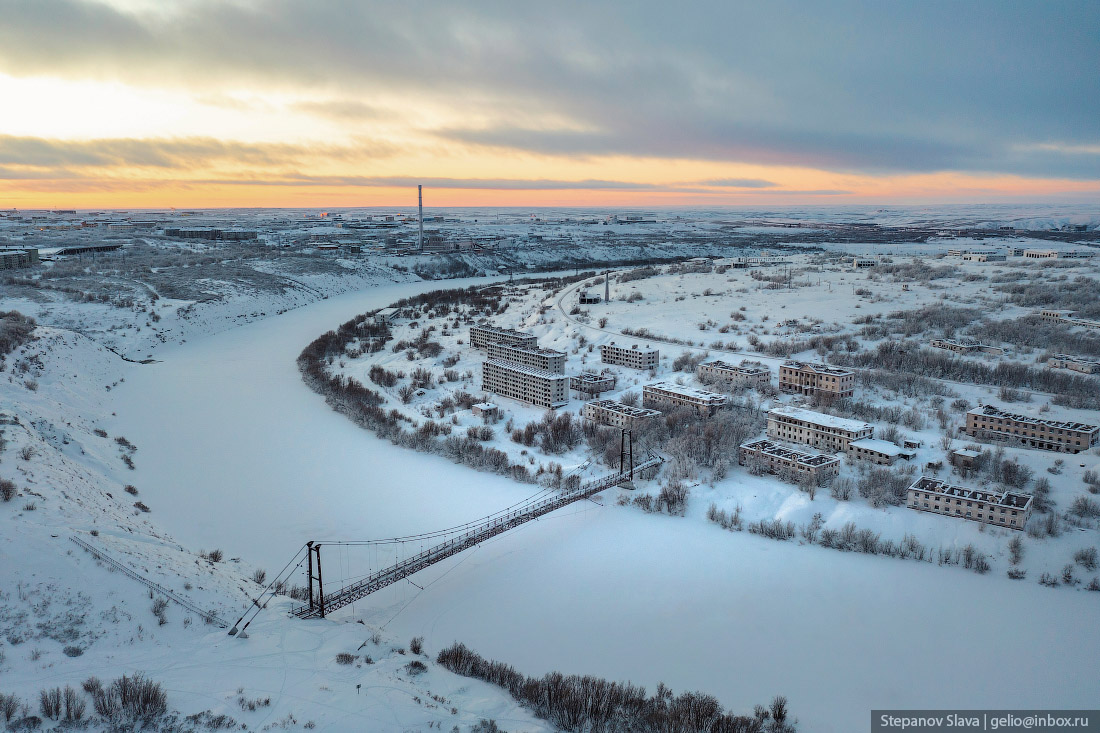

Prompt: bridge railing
[{"left": 295, "top": 457, "right": 662, "bottom": 617}]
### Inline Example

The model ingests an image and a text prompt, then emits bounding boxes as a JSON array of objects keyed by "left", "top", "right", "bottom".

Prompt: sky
[{"left": 1, "top": 0, "right": 1098, "bottom": 208}]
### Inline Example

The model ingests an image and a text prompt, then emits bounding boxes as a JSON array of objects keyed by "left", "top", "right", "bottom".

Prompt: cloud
[
  {"left": 291, "top": 100, "right": 391, "bottom": 122},
  {"left": 0, "top": 0, "right": 1097, "bottom": 180},
  {"left": 697, "top": 178, "right": 777, "bottom": 188},
  {"left": 0, "top": 135, "right": 395, "bottom": 170}
]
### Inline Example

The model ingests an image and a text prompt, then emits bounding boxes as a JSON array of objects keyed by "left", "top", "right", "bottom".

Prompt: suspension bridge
[{"left": 230, "top": 431, "right": 661, "bottom": 635}]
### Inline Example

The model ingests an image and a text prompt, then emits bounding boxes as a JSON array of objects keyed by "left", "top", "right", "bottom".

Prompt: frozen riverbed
[{"left": 109, "top": 275, "right": 1100, "bottom": 733}]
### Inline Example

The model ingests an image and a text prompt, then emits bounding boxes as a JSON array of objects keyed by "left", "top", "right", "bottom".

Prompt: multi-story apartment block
[
  {"left": 738, "top": 439, "right": 840, "bottom": 484},
  {"left": 600, "top": 342, "right": 659, "bottom": 370},
  {"left": 482, "top": 359, "right": 569, "bottom": 409},
  {"left": 1047, "top": 354, "right": 1100, "bottom": 374},
  {"left": 0, "top": 248, "right": 39, "bottom": 269},
  {"left": 470, "top": 325, "right": 538, "bottom": 351},
  {"left": 767, "top": 406, "right": 873, "bottom": 452},
  {"left": 964, "top": 404, "right": 1099, "bottom": 454},
  {"left": 929, "top": 338, "right": 1005, "bottom": 356},
  {"left": 642, "top": 382, "right": 728, "bottom": 417},
  {"left": 581, "top": 400, "right": 661, "bottom": 429},
  {"left": 906, "top": 476, "right": 1032, "bottom": 530},
  {"left": 778, "top": 361, "right": 855, "bottom": 399},
  {"left": 570, "top": 372, "right": 616, "bottom": 396},
  {"left": 696, "top": 359, "right": 771, "bottom": 387},
  {"left": 485, "top": 342, "right": 566, "bottom": 373}
]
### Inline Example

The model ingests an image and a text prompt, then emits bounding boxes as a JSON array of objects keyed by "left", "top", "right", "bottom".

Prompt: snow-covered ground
[
  {"left": 4, "top": 206, "right": 1100, "bottom": 732},
  {"left": 98, "top": 259, "right": 1100, "bottom": 732}
]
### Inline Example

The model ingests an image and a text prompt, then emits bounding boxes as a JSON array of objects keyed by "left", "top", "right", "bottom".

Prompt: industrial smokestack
[
  {"left": 604, "top": 269, "right": 610, "bottom": 302},
  {"left": 418, "top": 185, "right": 424, "bottom": 251}
]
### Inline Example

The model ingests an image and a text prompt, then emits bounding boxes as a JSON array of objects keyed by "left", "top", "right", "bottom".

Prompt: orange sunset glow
[{"left": 1, "top": 1, "right": 1097, "bottom": 208}]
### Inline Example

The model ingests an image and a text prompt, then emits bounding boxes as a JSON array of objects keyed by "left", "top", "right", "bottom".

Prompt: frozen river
[{"left": 110, "top": 276, "right": 1100, "bottom": 733}]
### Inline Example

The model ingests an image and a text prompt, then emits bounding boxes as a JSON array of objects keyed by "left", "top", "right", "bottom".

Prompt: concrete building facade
[
  {"left": 778, "top": 361, "right": 855, "bottom": 399},
  {"left": 581, "top": 400, "right": 661, "bottom": 429},
  {"left": 570, "top": 372, "right": 616, "bottom": 396},
  {"left": 1047, "top": 354, "right": 1100, "bottom": 374},
  {"left": 767, "top": 406, "right": 873, "bottom": 452},
  {"left": 738, "top": 439, "right": 840, "bottom": 484},
  {"left": 929, "top": 339, "right": 1005, "bottom": 356},
  {"left": 601, "top": 342, "right": 659, "bottom": 370},
  {"left": 486, "top": 342, "right": 566, "bottom": 373},
  {"left": 481, "top": 359, "right": 569, "bottom": 409},
  {"left": 642, "top": 382, "right": 728, "bottom": 417},
  {"left": 847, "top": 438, "right": 909, "bottom": 465},
  {"left": 964, "top": 405, "right": 1099, "bottom": 453},
  {"left": 906, "top": 476, "right": 1032, "bottom": 530},
  {"left": 470, "top": 325, "right": 539, "bottom": 351},
  {"left": 696, "top": 359, "right": 771, "bottom": 387}
]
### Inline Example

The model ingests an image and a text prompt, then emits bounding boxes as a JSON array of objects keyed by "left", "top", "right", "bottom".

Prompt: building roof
[
  {"left": 967, "top": 404, "right": 1098, "bottom": 433},
  {"left": 849, "top": 438, "right": 903, "bottom": 456},
  {"left": 909, "top": 476, "right": 1032, "bottom": 509},
  {"left": 740, "top": 438, "right": 840, "bottom": 468},
  {"left": 585, "top": 400, "right": 661, "bottom": 418},
  {"left": 644, "top": 381, "right": 728, "bottom": 403},
  {"left": 484, "top": 358, "right": 569, "bottom": 381},
  {"left": 780, "top": 361, "right": 853, "bottom": 376},
  {"left": 768, "top": 405, "right": 872, "bottom": 433}
]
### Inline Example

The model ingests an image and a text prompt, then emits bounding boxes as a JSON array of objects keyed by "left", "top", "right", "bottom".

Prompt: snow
[
  {"left": 769, "top": 405, "right": 872, "bottom": 434},
  {"left": 99, "top": 266, "right": 1100, "bottom": 732},
  {"left": 849, "top": 437, "right": 903, "bottom": 456}
]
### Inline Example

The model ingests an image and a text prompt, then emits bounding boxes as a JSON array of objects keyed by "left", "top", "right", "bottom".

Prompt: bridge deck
[{"left": 292, "top": 457, "right": 661, "bottom": 619}]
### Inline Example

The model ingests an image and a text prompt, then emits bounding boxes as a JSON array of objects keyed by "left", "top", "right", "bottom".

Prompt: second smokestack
[{"left": 418, "top": 185, "right": 424, "bottom": 251}]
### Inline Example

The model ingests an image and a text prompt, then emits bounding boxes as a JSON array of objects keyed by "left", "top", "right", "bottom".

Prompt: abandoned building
[
  {"left": 600, "top": 342, "right": 659, "bottom": 370},
  {"left": 481, "top": 359, "right": 570, "bottom": 409},
  {"left": 778, "top": 361, "right": 855, "bottom": 399},
  {"left": 581, "top": 399, "right": 661, "bottom": 429},
  {"left": 767, "top": 406, "right": 873, "bottom": 452},
  {"left": 470, "top": 325, "right": 538, "bottom": 351},
  {"left": 906, "top": 476, "right": 1032, "bottom": 530},
  {"left": 642, "top": 382, "right": 728, "bottom": 417},
  {"left": 738, "top": 439, "right": 840, "bottom": 484},
  {"left": 964, "top": 405, "right": 1099, "bottom": 454}
]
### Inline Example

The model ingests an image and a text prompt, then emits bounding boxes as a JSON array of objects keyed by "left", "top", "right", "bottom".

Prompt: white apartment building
[
  {"left": 485, "top": 342, "right": 566, "bottom": 373},
  {"left": 470, "top": 325, "right": 538, "bottom": 351},
  {"left": 581, "top": 400, "right": 661, "bottom": 429},
  {"left": 847, "top": 438, "right": 910, "bottom": 465},
  {"left": 482, "top": 359, "right": 570, "bottom": 409},
  {"left": 767, "top": 406, "right": 873, "bottom": 452},
  {"left": 570, "top": 372, "right": 616, "bottom": 396},
  {"left": 600, "top": 342, "right": 659, "bottom": 370},
  {"left": 696, "top": 359, "right": 771, "bottom": 387},
  {"left": 642, "top": 382, "right": 728, "bottom": 417},
  {"left": 906, "top": 476, "right": 1032, "bottom": 530}
]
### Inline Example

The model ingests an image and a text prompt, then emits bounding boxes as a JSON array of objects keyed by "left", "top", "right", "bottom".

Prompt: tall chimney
[
  {"left": 418, "top": 185, "right": 424, "bottom": 251},
  {"left": 604, "top": 270, "right": 610, "bottom": 302}
]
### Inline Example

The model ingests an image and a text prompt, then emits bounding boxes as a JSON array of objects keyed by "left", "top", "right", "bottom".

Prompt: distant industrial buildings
[
  {"left": 582, "top": 400, "right": 661, "bottom": 429},
  {"left": 964, "top": 405, "right": 1099, "bottom": 454},
  {"left": 778, "top": 361, "right": 855, "bottom": 399},
  {"left": 164, "top": 228, "right": 258, "bottom": 241},
  {"left": 642, "top": 382, "right": 727, "bottom": 417},
  {"left": 961, "top": 252, "right": 1006, "bottom": 262},
  {"left": 767, "top": 406, "right": 873, "bottom": 452},
  {"left": 906, "top": 476, "right": 1032, "bottom": 530},
  {"left": 601, "top": 342, "right": 659, "bottom": 370},
  {"left": 1024, "top": 249, "right": 1093, "bottom": 259},
  {"left": 738, "top": 439, "right": 840, "bottom": 484}
]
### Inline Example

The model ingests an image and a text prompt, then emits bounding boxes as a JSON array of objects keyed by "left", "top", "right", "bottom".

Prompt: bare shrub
[
  {"left": 39, "top": 688, "right": 62, "bottom": 720},
  {"left": 409, "top": 636, "right": 424, "bottom": 655},
  {"left": 251, "top": 569, "right": 267, "bottom": 585},
  {"left": 335, "top": 653, "right": 356, "bottom": 665},
  {"left": 0, "top": 479, "right": 16, "bottom": 502}
]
